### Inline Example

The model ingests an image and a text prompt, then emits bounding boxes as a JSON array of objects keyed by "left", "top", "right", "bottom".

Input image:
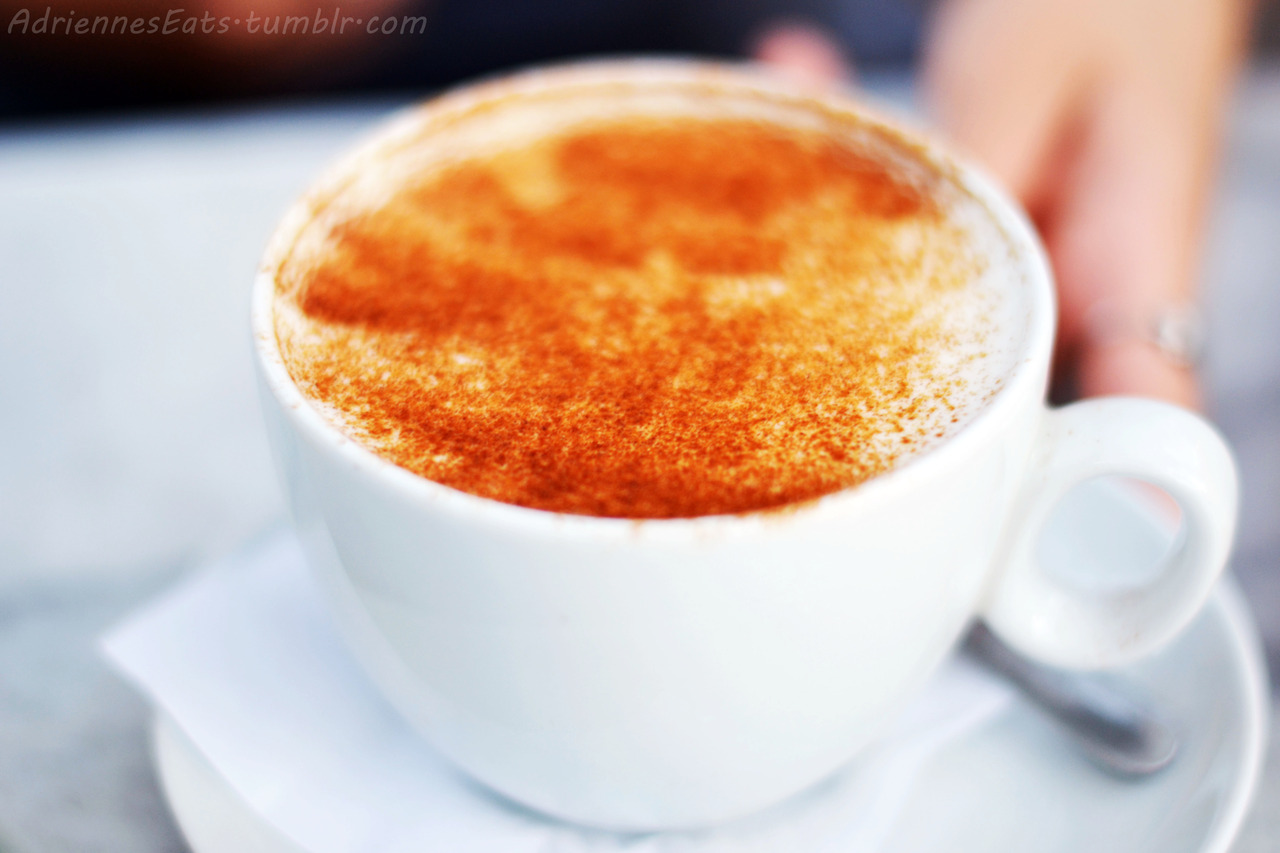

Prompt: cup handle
[{"left": 984, "top": 396, "right": 1237, "bottom": 670}]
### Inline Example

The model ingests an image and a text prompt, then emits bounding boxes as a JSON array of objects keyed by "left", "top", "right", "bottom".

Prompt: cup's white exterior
[{"left": 252, "top": 61, "right": 1237, "bottom": 831}]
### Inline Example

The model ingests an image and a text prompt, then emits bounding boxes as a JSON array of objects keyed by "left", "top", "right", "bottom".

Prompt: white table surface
[{"left": 0, "top": 69, "right": 1277, "bottom": 851}]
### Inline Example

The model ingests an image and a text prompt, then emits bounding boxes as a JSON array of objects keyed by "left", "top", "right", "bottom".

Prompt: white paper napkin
[{"left": 102, "top": 530, "right": 1014, "bottom": 853}]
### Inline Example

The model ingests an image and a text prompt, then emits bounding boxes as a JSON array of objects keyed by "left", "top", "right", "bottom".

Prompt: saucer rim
[
  {"left": 1202, "top": 577, "right": 1269, "bottom": 853},
  {"left": 149, "top": 578, "right": 1269, "bottom": 853}
]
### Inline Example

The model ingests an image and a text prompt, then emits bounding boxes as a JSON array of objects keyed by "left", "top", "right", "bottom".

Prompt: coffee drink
[
  {"left": 256, "top": 64, "right": 1235, "bottom": 830},
  {"left": 272, "top": 76, "right": 1026, "bottom": 518}
]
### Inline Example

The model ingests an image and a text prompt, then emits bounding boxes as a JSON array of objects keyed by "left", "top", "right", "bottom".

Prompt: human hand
[{"left": 923, "top": 0, "right": 1252, "bottom": 407}]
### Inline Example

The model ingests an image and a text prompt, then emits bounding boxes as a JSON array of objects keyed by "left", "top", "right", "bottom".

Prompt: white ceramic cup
[{"left": 251, "top": 60, "right": 1238, "bottom": 831}]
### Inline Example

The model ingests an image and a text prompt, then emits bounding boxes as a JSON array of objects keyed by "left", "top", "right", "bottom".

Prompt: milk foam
[{"left": 272, "top": 76, "right": 1029, "bottom": 518}]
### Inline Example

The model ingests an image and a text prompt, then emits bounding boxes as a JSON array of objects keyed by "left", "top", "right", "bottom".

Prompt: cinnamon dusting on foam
[{"left": 274, "top": 108, "right": 1008, "bottom": 518}]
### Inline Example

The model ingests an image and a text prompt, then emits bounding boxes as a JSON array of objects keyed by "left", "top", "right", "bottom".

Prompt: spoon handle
[{"left": 964, "top": 622, "right": 1179, "bottom": 777}]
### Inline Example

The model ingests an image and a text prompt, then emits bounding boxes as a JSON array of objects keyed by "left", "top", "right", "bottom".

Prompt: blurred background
[
  {"left": 0, "top": 0, "right": 924, "bottom": 118},
  {"left": 0, "top": 0, "right": 1278, "bottom": 850}
]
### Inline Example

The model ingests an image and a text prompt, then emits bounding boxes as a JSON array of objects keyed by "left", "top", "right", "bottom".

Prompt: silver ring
[{"left": 1085, "top": 302, "right": 1205, "bottom": 369}]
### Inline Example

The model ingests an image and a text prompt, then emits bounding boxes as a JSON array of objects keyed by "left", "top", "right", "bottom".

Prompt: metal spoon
[{"left": 964, "top": 623, "right": 1179, "bottom": 777}]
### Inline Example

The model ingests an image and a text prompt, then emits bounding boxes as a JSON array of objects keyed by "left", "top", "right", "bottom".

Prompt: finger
[
  {"left": 1046, "top": 73, "right": 1212, "bottom": 355},
  {"left": 751, "top": 22, "right": 854, "bottom": 86},
  {"left": 921, "top": 0, "right": 1085, "bottom": 201},
  {"left": 1043, "top": 68, "right": 1217, "bottom": 408},
  {"left": 1078, "top": 341, "right": 1200, "bottom": 409}
]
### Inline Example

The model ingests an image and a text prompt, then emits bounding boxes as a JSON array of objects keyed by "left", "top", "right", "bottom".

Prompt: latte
[{"left": 272, "top": 77, "right": 1025, "bottom": 518}]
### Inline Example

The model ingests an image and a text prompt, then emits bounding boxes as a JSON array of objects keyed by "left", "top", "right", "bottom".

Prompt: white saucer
[
  {"left": 152, "top": 580, "right": 1267, "bottom": 853},
  {"left": 151, "top": 480, "right": 1269, "bottom": 853}
]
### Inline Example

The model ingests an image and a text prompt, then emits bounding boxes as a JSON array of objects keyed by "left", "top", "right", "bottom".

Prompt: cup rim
[{"left": 250, "top": 57, "right": 1056, "bottom": 541}]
